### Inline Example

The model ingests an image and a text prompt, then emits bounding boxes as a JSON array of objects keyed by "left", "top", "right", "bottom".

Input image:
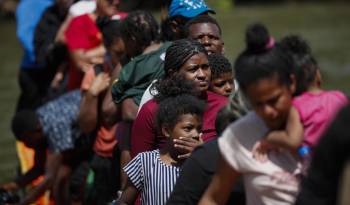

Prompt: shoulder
[
  {"left": 220, "top": 112, "right": 267, "bottom": 150},
  {"left": 206, "top": 91, "right": 229, "bottom": 105},
  {"left": 328, "top": 90, "right": 349, "bottom": 101}
]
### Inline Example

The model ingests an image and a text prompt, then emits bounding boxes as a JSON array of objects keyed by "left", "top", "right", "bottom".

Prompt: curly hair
[
  {"left": 208, "top": 53, "right": 233, "bottom": 80},
  {"left": 156, "top": 94, "right": 206, "bottom": 131}
]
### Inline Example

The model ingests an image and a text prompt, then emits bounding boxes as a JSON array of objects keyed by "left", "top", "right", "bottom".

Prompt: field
[{"left": 0, "top": 2, "right": 349, "bottom": 183}]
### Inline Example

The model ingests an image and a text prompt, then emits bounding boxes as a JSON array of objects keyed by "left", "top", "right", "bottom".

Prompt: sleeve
[
  {"left": 123, "top": 154, "right": 144, "bottom": 191},
  {"left": 167, "top": 149, "right": 211, "bottom": 204},
  {"left": 80, "top": 67, "right": 95, "bottom": 91},
  {"left": 64, "top": 15, "right": 90, "bottom": 51},
  {"left": 130, "top": 102, "right": 157, "bottom": 157}
]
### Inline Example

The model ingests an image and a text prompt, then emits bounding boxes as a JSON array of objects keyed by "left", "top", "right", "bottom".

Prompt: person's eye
[
  {"left": 201, "top": 64, "right": 210, "bottom": 70},
  {"left": 214, "top": 81, "right": 226, "bottom": 87}
]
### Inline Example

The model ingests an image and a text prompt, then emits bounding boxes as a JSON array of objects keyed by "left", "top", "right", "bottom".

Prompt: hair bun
[
  {"left": 280, "top": 35, "right": 311, "bottom": 56},
  {"left": 245, "top": 23, "right": 270, "bottom": 54}
]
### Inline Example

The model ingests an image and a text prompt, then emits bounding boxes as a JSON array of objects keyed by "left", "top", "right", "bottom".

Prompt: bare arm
[
  {"left": 118, "top": 179, "right": 139, "bottom": 205},
  {"left": 78, "top": 73, "right": 110, "bottom": 134},
  {"left": 19, "top": 152, "right": 62, "bottom": 205},
  {"left": 121, "top": 98, "right": 139, "bottom": 122},
  {"left": 265, "top": 107, "right": 304, "bottom": 151},
  {"left": 199, "top": 156, "right": 240, "bottom": 205}
]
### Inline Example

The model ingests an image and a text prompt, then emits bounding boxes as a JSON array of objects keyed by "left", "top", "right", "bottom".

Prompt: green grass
[{"left": 0, "top": 3, "right": 350, "bottom": 183}]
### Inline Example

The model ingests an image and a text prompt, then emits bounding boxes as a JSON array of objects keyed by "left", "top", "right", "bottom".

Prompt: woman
[
  {"left": 130, "top": 39, "right": 228, "bottom": 158},
  {"left": 199, "top": 23, "right": 301, "bottom": 205}
]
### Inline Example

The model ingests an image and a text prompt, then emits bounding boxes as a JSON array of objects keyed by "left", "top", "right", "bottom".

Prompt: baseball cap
[{"left": 169, "top": 0, "right": 215, "bottom": 18}]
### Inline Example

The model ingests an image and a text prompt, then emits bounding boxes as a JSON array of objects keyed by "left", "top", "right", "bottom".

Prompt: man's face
[{"left": 188, "top": 22, "right": 224, "bottom": 55}]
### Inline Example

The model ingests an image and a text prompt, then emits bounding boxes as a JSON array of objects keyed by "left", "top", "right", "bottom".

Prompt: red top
[
  {"left": 65, "top": 14, "right": 102, "bottom": 90},
  {"left": 130, "top": 91, "right": 228, "bottom": 157}
]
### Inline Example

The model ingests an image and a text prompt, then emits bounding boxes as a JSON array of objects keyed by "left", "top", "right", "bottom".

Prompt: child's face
[
  {"left": 210, "top": 72, "right": 234, "bottom": 97},
  {"left": 164, "top": 114, "right": 202, "bottom": 141}
]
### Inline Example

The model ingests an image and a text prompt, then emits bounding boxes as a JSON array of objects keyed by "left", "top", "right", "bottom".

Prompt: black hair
[
  {"left": 280, "top": 35, "right": 319, "bottom": 95},
  {"left": 215, "top": 100, "right": 247, "bottom": 136},
  {"left": 101, "top": 19, "right": 122, "bottom": 49},
  {"left": 184, "top": 15, "right": 222, "bottom": 37},
  {"left": 208, "top": 53, "right": 233, "bottom": 80},
  {"left": 156, "top": 94, "right": 206, "bottom": 131},
  {"left": 152, "top": 74, "right": 200, "bottom": 102},
  {"left": 120, "top": 10, "right": 160, "bottom": 57},
  {"left": 161, "top": 15, "right": 190, "bottom": 41},
  {"left": 234, "top": 23, "right": 295, "bottom": 90},
  {"left": 11, "top": 110, "right": 40, "bottom": 140},
  {"left": 164, "top": 39, "right": 207, "bottom": 77}
]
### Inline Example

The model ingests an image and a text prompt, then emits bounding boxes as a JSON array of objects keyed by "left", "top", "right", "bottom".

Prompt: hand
[
  {"left": 1, "top": 182, "right": 18, "bottom": 191},
  {"left": 174, "top": 134, "right": 203, "bottom": 159},
  {"left": 252, "top": 139, "right": 276, "bottom": 163},
  {"left": 88, "top": 73, "right": 111, "bottom": 96}
]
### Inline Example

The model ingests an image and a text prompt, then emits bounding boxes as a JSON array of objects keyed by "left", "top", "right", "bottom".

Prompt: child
[
  {"left": 208, "top": 53, "right": 234, "bottom": 97},
  {"left": 252, "top": 35, "right": 349, "bottom": 162},
  {"left": 118, "top": 94, "right": 206, "bottom": 205}
]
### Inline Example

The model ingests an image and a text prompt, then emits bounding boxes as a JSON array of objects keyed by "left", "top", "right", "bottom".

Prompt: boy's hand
[{"left": 252, "top": 139, "right": 277, "bottom": 163}]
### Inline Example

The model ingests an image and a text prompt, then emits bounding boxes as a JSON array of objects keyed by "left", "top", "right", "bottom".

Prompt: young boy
[{"left": 208, "top": 53, "right": 234, "bottom": 97}]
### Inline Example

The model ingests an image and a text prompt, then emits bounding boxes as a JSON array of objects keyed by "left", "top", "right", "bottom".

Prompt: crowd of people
[{"left": 1, "top": 0, "right": 349, "bottom": 205}]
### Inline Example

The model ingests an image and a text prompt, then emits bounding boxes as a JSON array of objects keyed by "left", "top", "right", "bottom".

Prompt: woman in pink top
[
  {"left": 131, "top": 39, "right": 228, "bottom": 157},
  {"left": 252, "top": 35, "right": 348, "bottom": 162}
]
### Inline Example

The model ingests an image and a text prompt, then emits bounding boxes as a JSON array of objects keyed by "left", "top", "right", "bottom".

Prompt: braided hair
[
  {"left": 120, "top": 10, "right": 160, "bottom": 57},
  {"left": 164, "top": 39, "right": 207, "bottom": 77},
  {"left": 208, "top": 53, "right": 233, "bottom": 80}
]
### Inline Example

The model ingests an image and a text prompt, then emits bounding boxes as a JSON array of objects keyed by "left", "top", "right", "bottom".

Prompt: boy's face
[{"left": 210, "top": 72, "right": 234, "bottom": 97}]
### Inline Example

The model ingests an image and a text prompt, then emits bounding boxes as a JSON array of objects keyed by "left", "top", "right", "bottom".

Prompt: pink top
[
  {"left": 130, "top": 91, "right": 228, "bottom": 157},
  {"left": 293, "top": 90, "right": 348, "bottom": 147}
]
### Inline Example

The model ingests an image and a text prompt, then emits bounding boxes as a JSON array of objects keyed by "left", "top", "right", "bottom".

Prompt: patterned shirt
[
  {"left": 124, "top": 150, "right": 180, "bottom": 205},
  {"left": 36, "top": 90, "right": 81, "bottom": 152}
]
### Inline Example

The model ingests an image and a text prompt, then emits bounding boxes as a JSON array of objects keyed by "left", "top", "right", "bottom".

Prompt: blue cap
[{"left": 169, "top": 0, "right": 215, "bottom": 18}]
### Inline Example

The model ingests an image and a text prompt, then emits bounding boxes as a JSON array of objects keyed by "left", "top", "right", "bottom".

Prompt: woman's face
[
  {"left": 177, "top": 53, "right": 211, "bottom": 92},
  {"left": 245, "top": 74, "right": 295, "bottom": 130}
]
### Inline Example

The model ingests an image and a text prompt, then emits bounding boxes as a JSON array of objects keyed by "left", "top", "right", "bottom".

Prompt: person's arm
[
  {"left": 78, "top": 73, "right": 110, "bottom": 134},
  {"left": 118, "top": 179, "right": 139, "bottom": 205},
  {"left": 130, "top": 102, "right": 157, "bottom": 157},
  {"left": 1, "top": 148, "right": 46, "bottom": 191},
  {"left": 198, "top": 156, "right": 240, "bottom": 205},
  {"left": 265, "top": 107, "right": 304, "bottom": 151},
  {"left": 19, "top": 152, "right": 62, "bottom": 205},
  {"left": 121, "top": 98, "right": 139, "bottom": 122}
]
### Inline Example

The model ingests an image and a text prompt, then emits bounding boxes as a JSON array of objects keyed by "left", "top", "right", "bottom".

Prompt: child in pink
[{"left": 252, "top": 35, "right": 348, "bottom": 162}]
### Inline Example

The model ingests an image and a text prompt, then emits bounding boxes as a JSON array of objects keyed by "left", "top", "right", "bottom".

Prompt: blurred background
[{"left": 0, "top": 0, "right": 349, "bottom": 183}]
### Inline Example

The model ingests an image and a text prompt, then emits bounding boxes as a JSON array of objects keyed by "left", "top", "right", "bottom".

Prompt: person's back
[{"left": 293, "top": 90, "right": 348, "bottom": 147}]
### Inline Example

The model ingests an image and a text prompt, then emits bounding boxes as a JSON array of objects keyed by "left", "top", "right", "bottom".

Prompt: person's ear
[
  {"left": 315, "top": 69, "right": 322, "bottom": 87},
  {"left": 161, "top": 125, "right": 171, "bottom": 138},
  {"left": 289, "top": 74, "right": 296, "bottom": 94}
]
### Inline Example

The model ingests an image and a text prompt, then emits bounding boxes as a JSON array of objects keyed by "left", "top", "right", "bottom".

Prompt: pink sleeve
[{"left": 130, "top": 101, "right": 157, "bottom": 158}]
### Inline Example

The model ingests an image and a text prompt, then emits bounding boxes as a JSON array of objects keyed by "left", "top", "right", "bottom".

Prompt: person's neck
[
  {"left": 159, "top": 142, "right": 184, "bottom": 167},
  {"left": 307, "top": 84, "right": 323, "bottom": 94}
]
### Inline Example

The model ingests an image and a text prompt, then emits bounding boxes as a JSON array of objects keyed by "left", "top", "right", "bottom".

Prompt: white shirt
[{"left": 219, "top": 112, "right": 301, "bottom": 205}]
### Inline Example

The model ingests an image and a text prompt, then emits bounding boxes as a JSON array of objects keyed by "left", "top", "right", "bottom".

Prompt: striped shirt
[{"left": 124, "top": 150, "right": 180, "bottom": 205}]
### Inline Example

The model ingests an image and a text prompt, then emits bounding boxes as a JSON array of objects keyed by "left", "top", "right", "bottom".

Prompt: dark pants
[{"left": 90, "top": 149, "right": 121, "bottom": 205}]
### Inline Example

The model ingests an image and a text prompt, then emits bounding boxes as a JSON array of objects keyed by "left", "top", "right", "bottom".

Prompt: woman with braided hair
[
  {"left": 111, "top": 10, "right": 172, "bottom": 122},
  {"left": 130, "top": 39, "right": 228, "bottom": 158}
]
